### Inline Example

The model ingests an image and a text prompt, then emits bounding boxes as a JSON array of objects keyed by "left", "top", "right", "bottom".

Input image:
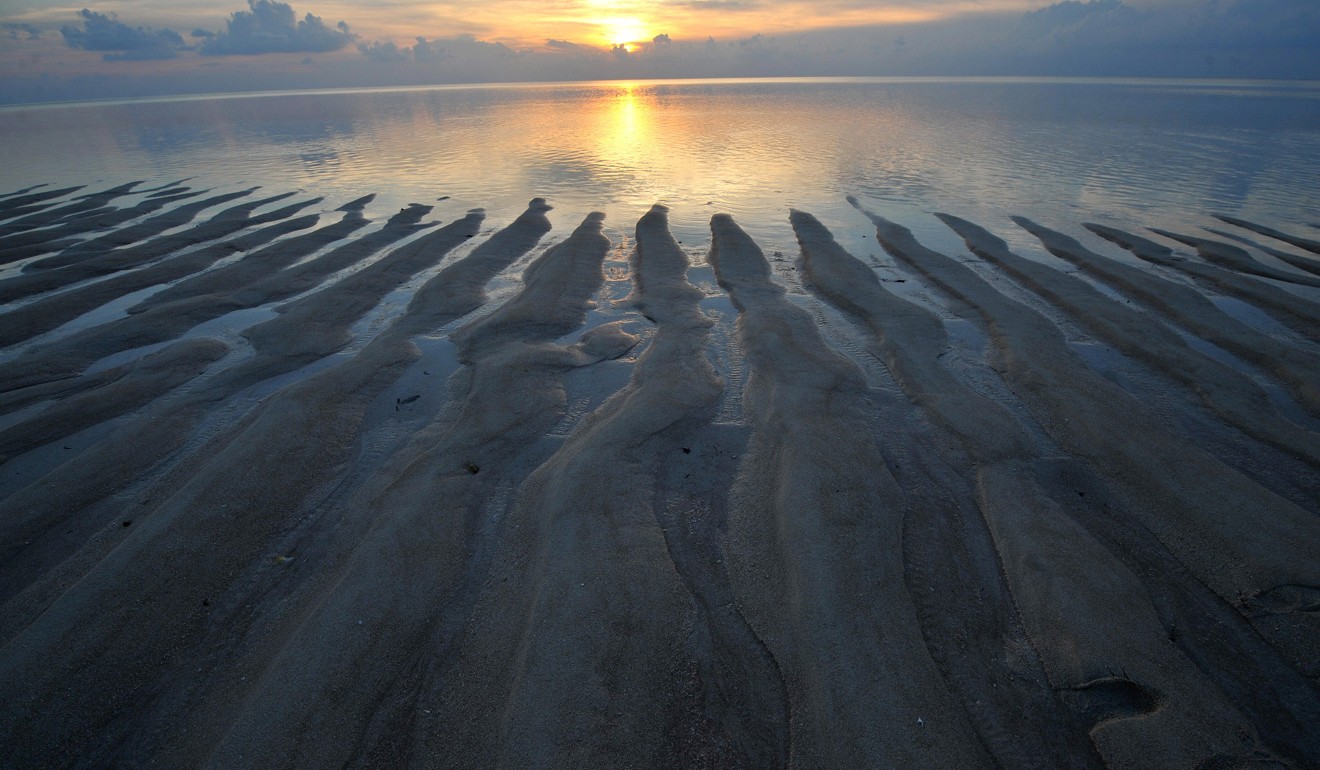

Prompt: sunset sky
[
  {"left": 5, "top": 0, "right": 1037, "bottom": 49},
  {"left": 1, "top": 0, "right": 1318, "bottom": 103}
]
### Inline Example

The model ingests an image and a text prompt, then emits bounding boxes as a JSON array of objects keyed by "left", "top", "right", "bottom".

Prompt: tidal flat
[{"left": 0, "top": 78, "right": 1318, "bottom": 768}]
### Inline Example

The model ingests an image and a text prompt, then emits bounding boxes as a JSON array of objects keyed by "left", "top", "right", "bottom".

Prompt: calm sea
[{"left": 2, "top": 77, "right": 1318, "bottom": 258}]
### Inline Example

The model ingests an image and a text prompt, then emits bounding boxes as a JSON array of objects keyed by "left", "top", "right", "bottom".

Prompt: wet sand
[{"left": 0, "top": 181, "right": 1317, "bottom": 769}]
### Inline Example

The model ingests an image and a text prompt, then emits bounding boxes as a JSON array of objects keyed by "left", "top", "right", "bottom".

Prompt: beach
[{"left": 0, "top": 170, "right": 1317, "bottom": 768}]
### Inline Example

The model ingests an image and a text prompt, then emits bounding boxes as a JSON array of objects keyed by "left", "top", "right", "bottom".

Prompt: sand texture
[{"left": 0, "top": 182, "right": 1317, "bottom": 769}]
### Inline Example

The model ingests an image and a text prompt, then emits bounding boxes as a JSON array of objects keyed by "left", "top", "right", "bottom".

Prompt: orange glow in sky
[
  {"left": 600, "top": 17, "right": 647, "bottom": 47},
  {"left": 335, "top": 0, "right": 990, "bottom": 50},
  {"left": 1, "top": 0, "right": 1043, "bottom": 55}
]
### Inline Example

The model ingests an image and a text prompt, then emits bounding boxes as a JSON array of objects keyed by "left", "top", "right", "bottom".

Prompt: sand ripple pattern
[{"left": 0, "top": 180, "right": 1317, "bottom": 769}]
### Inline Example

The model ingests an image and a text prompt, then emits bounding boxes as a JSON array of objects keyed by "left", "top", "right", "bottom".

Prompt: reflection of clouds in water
[
  {"left": 297, "top": 148, "right": 342, "bottom": 176},
  {"left": 252, "top": 118, "right": 356, "bottom": 144},
  {"left": 851, "top": 172, "right": 937, "bottom": 205},
  {"left": 521, "top": 157, "right": 638, "bottom": 198},
  {"left": 3, "top": 79, "right": 1318, "bottom": 238},
  {"left": 131, "top": 124, "right": 227, "bottom": 160}
]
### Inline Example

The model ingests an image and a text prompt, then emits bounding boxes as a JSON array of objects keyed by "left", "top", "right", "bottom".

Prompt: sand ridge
[{"left": 0, "top": 181, "right": 1317, "bottom": 769}]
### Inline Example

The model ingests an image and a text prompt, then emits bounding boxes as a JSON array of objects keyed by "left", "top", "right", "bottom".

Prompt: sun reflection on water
[
  {"left": 2, "top": 79, "right": 1318, "bottom": 251},
  {"left": 600, "top": 84, "right": 645, "bottom": 167}
]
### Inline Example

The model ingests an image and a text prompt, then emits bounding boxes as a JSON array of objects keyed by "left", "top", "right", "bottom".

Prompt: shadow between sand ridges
[
  {"left": 797, "top": 207, "right": 1316, "bottom": 769},
  {"left": 0, "top": 184, "right": 1316, "bottom": 769}
]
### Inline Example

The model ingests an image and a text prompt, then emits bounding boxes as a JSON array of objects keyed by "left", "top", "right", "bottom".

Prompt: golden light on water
[{"left": 598, "top": 83, "right": 649, "bottom": 172}]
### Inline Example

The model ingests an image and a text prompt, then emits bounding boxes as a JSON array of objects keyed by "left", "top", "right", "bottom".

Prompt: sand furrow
[
  {"left": 57, "top": 192, "right": 311, "bottom": 273},
  {"left": 857, "top": 208, "right": 1320, "bottom": 762},
  {"left": 0, "top": 211, "right": 478, "bottom": 616},
  {"left": 0, "top": 355, "right": 158, "bottom": 415},
  {"left": 0, "top": 214, "right": 319, "bottom": 350},
  {"left": 0, "top": 201, "right": 88, "bottom": 225},
  {"left": 1015, "top": 217, "right": 1320, "bottom": 418},
  {"left": 793, "top": 209, "right": 1098, "bottom": 769},
  {"left": 704, "top": 213, "right": 988, "bottom": 767},
  {"left": 0, "top": 203, "right": 95, "bottom": 226},
  {"left": 937, "top": 214, "right": 1320, "bottom": 468},
  {"left": 1148, "top": 227, "right": 1320, "bottom": 289},
  {"left": 0, "top": 184, "right": 49, "bottom": 198},
  {"left": 1208, "top": 228, "right": 1320, "bottom": 278},
  {"left": 190, "top": 212, "right": 629, "bottom": 769},
  {"left": 0, "top": 199, "right": 522, "bottom": 633},
  {"left": 0, "top": 205, "right": 368, "bottom": 413},
  {"left": 1086, "top": 223, "right": 1320, "bottom": 342},
  {"left": 406, "top": 205, "right": 759, "bottom": 768},
  {"left": 795, "top": 209, "right": 1296, "bottom": 769},
  {"left": 0, "top": 189, "right": 200, "bottom": 264},
  {"left": 25, "top": 188, "right": 275, "bottom": 270},
  {"left": 0, "top": 168, "right": 1315, "bottom": 770},
  {"left": 0, "top": 183, "right": 49, "bottom": 199},
  {"left": 0, "top": 190, "right": 308, "bottom": 304},
  {"left": 219, "top": 203, "right": 433, "bottom": 301},
  {"left": 0, "top": 338, "right": 228, "bottom": 466},
  {"left": 865, "top": 210, "right": 1320, "bottom": 601},
  {"left": 1215, "top": 214, "right": 1320, "bottom": 257},
  {"left": 0, "top": 211, "right": 494, "bottom": 769},
  {"left": 630, "top": 206, "right": 786, "bottom": 769},
  {"left": 391, "top": 198, "right": 551, "bottom": 336},
  {"left": 0, "top": 186, "right": 194, "bottom": 249},
  {"left": 0, "top": 186, "right": 106, "bottom": 228},
  {"left": 207, "top": 209, "right": 480, "bottom": 394},
  {"left": 0, "top": 204, "right": 410, "bottom": 395},
  {"left": 0, "top": 181, "right": 156, "bottom": 237},
  {"left": 132, "top": 194, "right": 377, "bottom": 312},
  {"left": 0, "top": 185, "right": 84, "bottom": 216}
]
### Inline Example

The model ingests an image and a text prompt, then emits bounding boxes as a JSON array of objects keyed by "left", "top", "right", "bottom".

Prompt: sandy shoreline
[{"left": 0, "top": 179, "right": 1317, "bottom": 768}]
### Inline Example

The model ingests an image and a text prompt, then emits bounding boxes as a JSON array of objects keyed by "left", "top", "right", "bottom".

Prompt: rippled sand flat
[{"left": 0, "top": 181, "right": 1317, "bottom": 769}]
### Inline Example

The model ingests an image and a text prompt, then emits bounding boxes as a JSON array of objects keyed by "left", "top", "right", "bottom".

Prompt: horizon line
[{"left": 5, "top": 73, "right": 1320, "bottom": 111}]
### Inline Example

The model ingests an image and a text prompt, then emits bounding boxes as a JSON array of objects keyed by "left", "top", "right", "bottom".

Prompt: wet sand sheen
[{"left": 0, "top": 181, "right": 1317, "bottom": 769}]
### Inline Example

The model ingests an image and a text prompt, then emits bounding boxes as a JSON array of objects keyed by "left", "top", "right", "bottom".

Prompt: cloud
[
  {"left": 61, "top": 9, "right": 186, "bottom": 61},
  {"left": 191, "top": 28, "right": 216, "bottom": 39},
  {"left": 359, "top": 40, "right": 407, "bottom": 62},
  {"left": 411, "top": 37, "right": 443, "bottom": 61},
  {"left": 10, "top": 0, "right": 1320, "bottom": 105},
  {"left": 2, "top": 23, "right": 42, "bottom": 40},
  {"left": 999, "top": 0, "right": 1320, "bottom": 75},
  {"left": 354, "top": 34, "right": 519, "bottom": 65},
  {"left": 1020, "top": 0, "right": 1126, "bottom": 32},
  {"left": 200, "top": 0, "right": 353, "bottom": 56},
  {"left": 1015, "top": 0, "right": 1142, "bottom": 51},
  {"left": 546, "top": 38, "right": 591, "bottom": 53},
  {"left": 1213, "top": 0, "right": 1319, "bottom": 47}
]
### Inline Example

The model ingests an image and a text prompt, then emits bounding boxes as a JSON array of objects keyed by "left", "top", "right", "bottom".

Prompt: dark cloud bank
[
  {"left": 61, "top": 9, "right": 186, "bottom": 61},
  {"left": 347, "top": 0, "right": 1320, "bottom": 82},
  {"left": 57, "top": 0, "right": 353, "bottom": 62},
  {"left": 5, "top": 0, "right": 1319, "bottom": 103},
  {"left": 200, "top": 0, "right": 353, "bottom": 56},
  {"left": 3, "top": 23, "right": 42, "bottom": 40}
]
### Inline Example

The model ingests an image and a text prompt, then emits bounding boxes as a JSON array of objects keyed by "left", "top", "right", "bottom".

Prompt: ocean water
[{"left": 3, "top": 77, "right": 1319, "bottom": 261}]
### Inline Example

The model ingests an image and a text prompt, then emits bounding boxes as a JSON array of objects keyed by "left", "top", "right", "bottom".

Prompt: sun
[{"left": 602, "top": 17, "right": 647, "bottom": 48}]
